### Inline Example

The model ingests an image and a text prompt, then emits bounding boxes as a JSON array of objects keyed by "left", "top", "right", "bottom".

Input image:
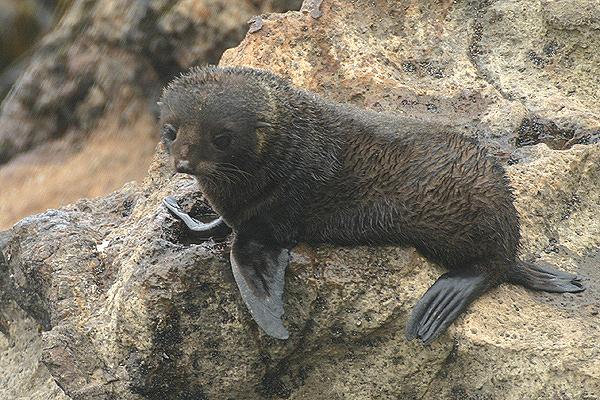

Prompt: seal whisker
[{"left": 217, "top": 163, "right": 255, "bottom": 183}]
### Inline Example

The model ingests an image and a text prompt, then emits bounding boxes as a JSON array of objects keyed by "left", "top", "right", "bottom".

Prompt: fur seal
[{"left": 159, "top": 66, "right": 584, "bottom": 344}]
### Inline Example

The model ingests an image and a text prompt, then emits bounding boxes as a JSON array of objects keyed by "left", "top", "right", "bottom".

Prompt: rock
[
  {"left": 0, "top": 230, "right": 71, "bottom": 400},
  {"left": 0, "top": 0, "right": 303, "bottom": 165},
  {"left": 1, "top": 0, "right": 599, "bottom": 399},
  {"left": 221, "top": 0, "right": 600, "bottom": 158},
  {"left": 3, "top": 144, "right": 600, "bottom": 399},
  {"left": 0, "top": 0, "right": 57, "bottom": 100},
  {"left": 0, "top": 299, "right": 71, "bottom": 400}
]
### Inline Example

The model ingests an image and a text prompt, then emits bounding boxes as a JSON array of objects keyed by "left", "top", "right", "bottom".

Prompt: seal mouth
[
  {"left": 175, "top": 159, "right": 194, "bottom": 174},
  {"left": 174, "top": 159, "right": 217, "bottom": 176}
]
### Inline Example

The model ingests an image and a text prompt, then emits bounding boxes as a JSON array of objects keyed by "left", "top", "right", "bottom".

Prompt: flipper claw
[{"left": 163, "top": 196, "right": 232, "bottom": 238}]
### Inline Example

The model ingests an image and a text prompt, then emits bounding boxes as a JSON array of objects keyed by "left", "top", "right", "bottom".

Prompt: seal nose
[{"left": 175, "top": 159, "right": 193, "bottom": 174}]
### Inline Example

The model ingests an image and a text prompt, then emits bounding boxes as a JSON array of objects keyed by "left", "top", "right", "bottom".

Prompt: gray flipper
[
  {"left": 406, "top": 270, "right": 489, "bottom": 345},
  {"left": 508, "top": 259, "right": 585, "bottom": 293},
  {"left": 230, "top": 234, "right": 290, "bottom": 339},
  {"left": 163, "top": 196, "right": 232, "bottom": 239}
]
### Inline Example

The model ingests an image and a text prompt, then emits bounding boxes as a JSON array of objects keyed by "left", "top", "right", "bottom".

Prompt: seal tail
[{"left": 506, "top": 259, "right": 585, "bottom": 293}]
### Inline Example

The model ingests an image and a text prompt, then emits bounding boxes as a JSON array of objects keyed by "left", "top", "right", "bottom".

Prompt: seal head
[{"left": 160, "top": 68, "right": 273, "bottom": 178}]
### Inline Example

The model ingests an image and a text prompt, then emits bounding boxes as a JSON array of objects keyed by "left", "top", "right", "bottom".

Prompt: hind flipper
[
  {"left": 509, "top": 260, "right": 584, "bottom": 293},
  {"left": 406, "top": 271, "right": 490, "bottom": 345},
  {"left": 163, "top": 196, "right": 232, "bottom": 239},
  {"left": 230, "top": 233, "right": 290, "bottom": 339}
]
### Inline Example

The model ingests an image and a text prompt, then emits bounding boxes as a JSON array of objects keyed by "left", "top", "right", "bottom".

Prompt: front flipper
[
  {"left": 230, "top": 234, "right": 290, "bottom": 339},
  {"left": 163, "top": 196, "right": 232, "bottom": 239},
  {"left": 406, "top": 270, "right": 490, "bottom": 345}
]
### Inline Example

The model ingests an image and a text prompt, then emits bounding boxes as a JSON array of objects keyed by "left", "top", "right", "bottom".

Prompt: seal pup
[{"left": 159, "top": 66, "right": 584, "bottom": 344}]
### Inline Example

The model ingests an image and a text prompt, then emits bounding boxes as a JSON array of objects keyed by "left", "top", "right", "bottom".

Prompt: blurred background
[{"left": 0, "top": 0, "right": 302, "bottom": 230}]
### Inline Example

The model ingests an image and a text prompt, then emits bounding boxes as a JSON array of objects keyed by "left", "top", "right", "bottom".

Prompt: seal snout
[{"left": 175, "top": 159, "right": 194, "bottom": 174}]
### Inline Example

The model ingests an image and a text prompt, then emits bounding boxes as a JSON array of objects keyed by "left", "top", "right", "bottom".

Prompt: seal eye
[
  {"left": 163, "top": 124, "right": 177, "bottom": 142},
  {"left": 213, "top": 133, "right": 232, "bottom": 150}
]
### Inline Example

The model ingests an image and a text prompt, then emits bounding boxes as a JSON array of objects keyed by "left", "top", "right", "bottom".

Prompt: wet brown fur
[{"left": 162, "top": 66, "right": 518, "bottom": 283}]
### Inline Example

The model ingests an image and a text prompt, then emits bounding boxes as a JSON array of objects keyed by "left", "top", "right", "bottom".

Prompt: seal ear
[{"left": 230, "top": 233, "right": 290, "bottom": 339}]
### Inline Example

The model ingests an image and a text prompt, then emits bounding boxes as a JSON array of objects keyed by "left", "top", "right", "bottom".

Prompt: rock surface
[
  {"left": 1, "top": 0, "right": 600, "bottom": 399},
  {"left": 0, "top": 0, "right": 58, "bottom": 100}
]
